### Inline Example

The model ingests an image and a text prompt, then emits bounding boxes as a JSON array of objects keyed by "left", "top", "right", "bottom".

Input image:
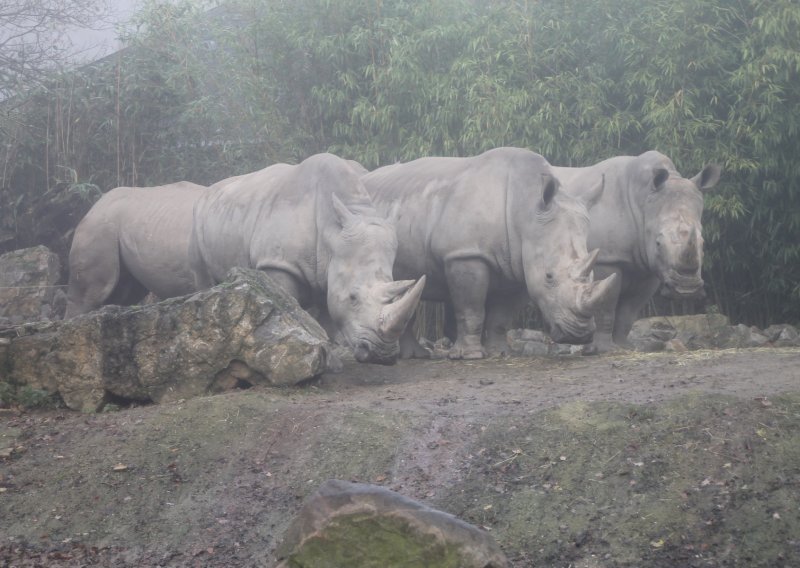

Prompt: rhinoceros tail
[{"left": 66, "top": 199, "right": 142, "bottom": 317}]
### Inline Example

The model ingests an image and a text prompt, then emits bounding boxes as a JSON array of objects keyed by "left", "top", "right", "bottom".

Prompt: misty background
[{"left": 1, "top": 0, "right": 798, "bottom": 329}]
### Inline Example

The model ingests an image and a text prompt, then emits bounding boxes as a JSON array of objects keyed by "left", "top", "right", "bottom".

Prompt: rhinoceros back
[
  {"left": 364, "top": 148, "right": 556, "bottom": 298},
  {"left": 190, "top": 153, "right": 374, "bottom": 293},
  {"left": 66, "top": 181, "right": 206, "bottom": 315}
]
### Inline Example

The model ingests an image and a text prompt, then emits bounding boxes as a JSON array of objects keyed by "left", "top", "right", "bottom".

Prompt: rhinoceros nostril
[{"left": 354, "top": 341, "right": 371, "bottom": 362}]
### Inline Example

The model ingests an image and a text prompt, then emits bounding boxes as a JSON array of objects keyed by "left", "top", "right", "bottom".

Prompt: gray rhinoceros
[
  {"left": 361, "top": 147, "right": 618, "bottom": 360},
  {"left": 552, "top": 151, "right": 721, "bottom": 349},
  {"left": 190, "top": 153, "right": 425, "bottom": 364},
  {"left": 65, "top": 181, "right": 206, "bottom": 316}
]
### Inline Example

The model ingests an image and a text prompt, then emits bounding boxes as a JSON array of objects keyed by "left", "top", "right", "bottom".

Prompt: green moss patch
[
  {"left": 286, "top": 512, "right": 464, "bottom": 568},
  {"left": 440, "top": 392, "right": 800, "bottom": 566}
]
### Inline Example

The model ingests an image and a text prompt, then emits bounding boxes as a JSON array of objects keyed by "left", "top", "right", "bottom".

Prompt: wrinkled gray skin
[
  {"left": 362, "top": 147, "right": 618, "bottom": 360},
  {"left": 190, "top": 153, "right": 425, "bottom": 365},
  {"left": 65, "top": 182, "right": 206, "bottom": 318},
  {"left": 553, "top": 151, "right": 721, "bottom": 350}
]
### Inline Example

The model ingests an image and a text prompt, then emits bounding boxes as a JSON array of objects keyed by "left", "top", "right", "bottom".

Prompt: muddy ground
[{"left": 1, "top": 347, "right": 800, "bottom": 567}]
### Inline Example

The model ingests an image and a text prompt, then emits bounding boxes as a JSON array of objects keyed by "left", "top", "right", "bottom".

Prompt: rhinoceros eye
[{"left": 545, "top": 272, "right": 555, "bottom": 286}]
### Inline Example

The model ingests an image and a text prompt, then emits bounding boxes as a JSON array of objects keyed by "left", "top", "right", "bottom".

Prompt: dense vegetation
[{"left": 1, "top": 0, "right": 798, "bottom": 327}]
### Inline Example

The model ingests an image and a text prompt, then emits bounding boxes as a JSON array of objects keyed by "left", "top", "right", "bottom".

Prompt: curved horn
[
  {"left": 379, "top": 279, "right": 416, "bottom": 303},
  {"left": 571, "top": 249, "right": 600, "bottom": 281},
  {"left": 578, "top": 272, "right": 618, "bottom": 315},
  {"left": 378, "top": 275, "right": 426, "bottom": 340}
]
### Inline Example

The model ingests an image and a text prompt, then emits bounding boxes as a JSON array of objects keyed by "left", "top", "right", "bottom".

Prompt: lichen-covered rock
[
  {"left": 505, "top": 329, "right": 594, "bottom": 357},
  {"left": 506, "top": 329, "right": 550, "bottom": 357},
  {"left": 629, "top": 314, "right": 797, "bottom": 351},
  {"left": 276, "top": 479, "right": 508, "bottom": 568},
  {"left": 1, "top": 268, "right": 332, "bottom": 411},
  {"left": 629, "top": 318, "right": 676, "bottom": 352},
  {"left": 630, "top": 314, "right": 728, "bottom": 350},
  {"left": 0, "top": 246, "right": 64, "bottom": 324},
  {"left": 763, "top": 324, "right": 800, "bottom": 347}
]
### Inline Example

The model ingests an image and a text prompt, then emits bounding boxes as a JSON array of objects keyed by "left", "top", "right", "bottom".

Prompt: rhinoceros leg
[
  {"left": 445, "top": 258, "right": 489, "bottom": 360},
  {"left": 484, "top": 291, "right": 527, "bottom": 355},
  {"left": 584, "top": 265, "right": 623, "bottom": 352},
  {"left": 399, "top": 317, "right": 432, "bottom": 359},
  {"left": 611, "top": 273, "right": 661, "bottom": 347},
  {"left": 66, "top": 246, "right": 148, "bottom": 317}
]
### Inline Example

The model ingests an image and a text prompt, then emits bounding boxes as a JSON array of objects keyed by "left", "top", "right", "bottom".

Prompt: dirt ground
[{"left": 1, "top": 347, "right": 800, "bottom": 567}]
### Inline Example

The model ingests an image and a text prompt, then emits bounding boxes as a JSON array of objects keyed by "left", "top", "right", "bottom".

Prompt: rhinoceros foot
[
  {"left": 448, "top": 338, "right": 487, "bottom": 360},
  {"left": 399, "top": 334, "right": 433, "bottom": 359}
]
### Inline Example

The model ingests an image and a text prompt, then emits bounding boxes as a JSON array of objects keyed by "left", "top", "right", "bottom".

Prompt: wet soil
[{"left": 1, "top": 347, "right": 799, "bottom": 567}]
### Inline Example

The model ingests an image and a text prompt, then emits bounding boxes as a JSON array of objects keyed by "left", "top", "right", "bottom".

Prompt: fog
[{"left": 64, "top": 0, "right": 139, "bottom": 62}]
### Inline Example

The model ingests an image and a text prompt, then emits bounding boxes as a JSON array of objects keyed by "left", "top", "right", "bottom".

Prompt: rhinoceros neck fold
[{"left": 502, "top": 169, "right": 523, "bottom": 283}]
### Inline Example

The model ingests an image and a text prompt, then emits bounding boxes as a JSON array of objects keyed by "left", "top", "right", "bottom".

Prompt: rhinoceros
[
  {"left": 189, "top": 152, "right": 425, "bottom": 364},
  {"left": 65, "top": 181, "right": 206, "bottom": 317},
  {"left": 552, "top": 151, "right": 721, "bottom": 349},
  {"left": 361, "top": 147, "right": 618, "bottom": 359}
]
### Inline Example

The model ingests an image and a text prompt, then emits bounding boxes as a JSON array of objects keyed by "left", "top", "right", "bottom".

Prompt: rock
[
  {"left": 763, "top": 324, "right": 800, "bottom": 347},
  {"left": 629, "top": 318, "right": 677, "bottom": 350},
  {"left": 573, "top": 343, "right": 599, "bottom": 356},
  {"left": 506, "top": 329, "right": 549, "bottom": 356},
  {"left": 712, "top": 323, "right": 761, "bottom": 349},
  {"left": 630, "top": 314, "right": 730, "bottom": 350},
  {"left": 547, "top": 342, "right": 572, "bottom": 355},
  {"left": 668, "top": 314, "right": 730, "bottom": 349},
  {"left": 276, "top": 479, "right": 508, "bottom": 568},
  {"left": 665, "top": 338, "right": 688, "bottom": 352},
  {"left": 0, "top": 246, "right": 63, "bottom": 324},
  {"left": 746, "top": 327, "right": 770, "bottom": 348},
  {"left": 635, "top": 339, "right": 666, "bottom": 353},
  {"left": 630, "top": 315, "right": 797, "bottom": 351},
  {"left": 430, "top": 337, "right": 453, "bottom": 359},
  {"left": 2, "top": 268, "right": 333, "bottom": 411}
]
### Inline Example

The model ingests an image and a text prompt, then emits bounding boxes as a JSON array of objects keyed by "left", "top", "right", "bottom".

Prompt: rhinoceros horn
[
  {"left": 571, "top": 249, "right": 600, "bottom": 281},
  {"left": 578, "top": 272, "right": 619, "bottom": 315},
  {"left": 378, "top": 275, "right": 427, "bottom": 341}
]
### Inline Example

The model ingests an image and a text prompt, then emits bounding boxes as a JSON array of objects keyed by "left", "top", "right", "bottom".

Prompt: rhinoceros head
[
  {"left": 325, "top": 194, "right": 426, "bottom": 365},
  {"left": 640, "top": 162, "right": 721, "bottom": 298},
  {"left": 522, "top": 174, "right": 619, "bottom": 344}
]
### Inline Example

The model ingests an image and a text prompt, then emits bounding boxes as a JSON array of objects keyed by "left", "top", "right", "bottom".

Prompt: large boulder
[
  {"left": 276, "top": 479, "right": 508, "bottom": 568},
  {"left": 0, "top": 245, "right": 65, "bottom": 324},
  {"left": 0, "top": 268, "right": 333, "bottom": 411}
]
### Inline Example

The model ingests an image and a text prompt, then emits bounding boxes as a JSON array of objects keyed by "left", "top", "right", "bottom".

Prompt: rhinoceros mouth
[
  {"left": 548, "top": 314, "right": 596, "bottom": 345},
  {"left": 662, "top": 270, "right": 704, "bottom": 298},
  {"left": 352, "top": 338, "right": 399, "bottom": 366}
]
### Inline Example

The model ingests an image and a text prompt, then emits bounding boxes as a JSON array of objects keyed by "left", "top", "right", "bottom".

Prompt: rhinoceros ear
[
  {"left": 691, "top": 164, "right": 721, "bottom": 192},
  {"left": 540, "top": 174, "right": 560, "bottom": 210},
  {"left": 652, "top": 167, "right": 670, "bottom": 192},
  {"left": 332, "top": 193, "right": 357, "bottom": 228}
]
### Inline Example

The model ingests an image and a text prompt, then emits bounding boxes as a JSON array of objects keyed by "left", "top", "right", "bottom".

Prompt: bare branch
[{"left": 0, "top": 0, "right": 111, "bottom": 97}]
